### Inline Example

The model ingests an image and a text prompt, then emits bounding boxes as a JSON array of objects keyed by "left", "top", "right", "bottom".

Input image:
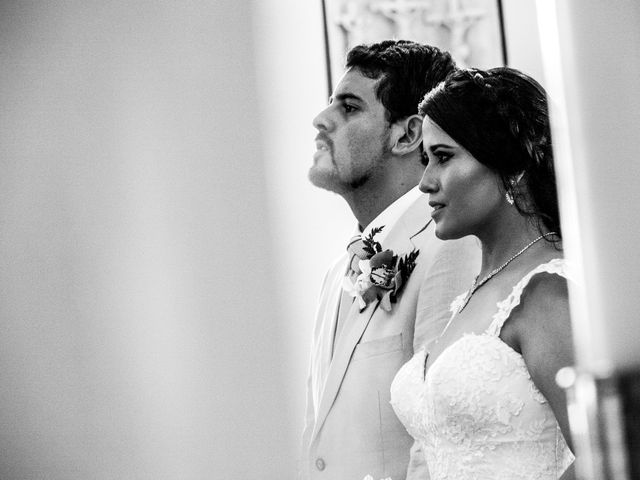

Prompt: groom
[{"left": 301, "top": 41, "right": 480, "bottom": 480}]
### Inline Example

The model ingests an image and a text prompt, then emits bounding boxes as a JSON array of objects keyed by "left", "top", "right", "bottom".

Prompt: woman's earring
[
  {"left": 505, "top": 190, "right": 514, "bottom": 205},
  {"left": 505, "top": 173, "right": 522, "bottom": 205}
]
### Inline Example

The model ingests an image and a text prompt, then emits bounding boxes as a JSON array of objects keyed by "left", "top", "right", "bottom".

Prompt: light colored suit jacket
[{"left": 301, "top": 194, "right": 481, "bottom": 480}]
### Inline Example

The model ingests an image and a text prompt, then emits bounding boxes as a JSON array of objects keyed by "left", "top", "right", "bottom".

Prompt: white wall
[{"left": 0, "top": 1, "right": 289, "bottom": 478}]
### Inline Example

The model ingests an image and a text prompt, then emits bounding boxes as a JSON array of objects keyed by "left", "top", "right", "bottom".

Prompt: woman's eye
[
  {"left": 435, "top": 152, "right": 452, "bottom": 163},
  {"left": 420, "top": 150, "right": 429, "bottom": 166}
]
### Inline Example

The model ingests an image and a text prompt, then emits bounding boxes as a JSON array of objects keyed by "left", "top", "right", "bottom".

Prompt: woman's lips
[{"left": 429, "top": 202, "right": 445, "bottom": 219}]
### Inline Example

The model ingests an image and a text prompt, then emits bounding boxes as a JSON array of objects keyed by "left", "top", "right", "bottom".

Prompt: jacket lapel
[
  {"left": 311, "top": 256, "right": 348, "bottom": 415},
  {"left": 311, "top": 194, "right": 433, "bottom": 441},
  {"left": 312, "top": 297, "right": 380, "bottom": 440}
]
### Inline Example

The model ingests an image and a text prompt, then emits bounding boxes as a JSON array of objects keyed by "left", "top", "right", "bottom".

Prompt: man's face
[{"left": 310, "top": 68, "right": 392, "bottom": 195}]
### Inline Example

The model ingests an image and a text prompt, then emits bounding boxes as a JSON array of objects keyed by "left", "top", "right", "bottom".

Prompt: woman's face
[{"left": 419, "top": 116, "right": 505, "bottom": 240}]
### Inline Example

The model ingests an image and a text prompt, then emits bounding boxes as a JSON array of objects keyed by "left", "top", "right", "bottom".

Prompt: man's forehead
[{"left": 332, "top": 68, "right": 380, "bottom": 101}]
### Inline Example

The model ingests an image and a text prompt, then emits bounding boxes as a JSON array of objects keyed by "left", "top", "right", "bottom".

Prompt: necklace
[{"left": 457, "top": 231, "right": 558, "bottom": 313}]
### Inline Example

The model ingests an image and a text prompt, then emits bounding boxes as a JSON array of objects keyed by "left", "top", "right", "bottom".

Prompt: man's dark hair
[{"left": 346, "top": 40, "right": 456, "bottom": 123}]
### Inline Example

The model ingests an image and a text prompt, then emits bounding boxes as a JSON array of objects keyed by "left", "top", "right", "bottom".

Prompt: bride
[{"left": 390, "top": 68, "right": 575, "bottom": 479}]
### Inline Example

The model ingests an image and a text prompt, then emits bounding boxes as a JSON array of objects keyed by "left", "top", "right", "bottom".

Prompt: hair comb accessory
[
  {"left": 471, "top": 71, "right": 485, "bottom": 88},
  {"left": 471, "top": 70, "right": 493, "bottom": 90}
]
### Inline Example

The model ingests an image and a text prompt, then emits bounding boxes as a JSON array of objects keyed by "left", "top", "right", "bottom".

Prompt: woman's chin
[
  {"left": 434, "top": 224, "right": 461, "bottom": 241},
  {"left": 434, "top": 227, "right": 449, "bottom": 240}
]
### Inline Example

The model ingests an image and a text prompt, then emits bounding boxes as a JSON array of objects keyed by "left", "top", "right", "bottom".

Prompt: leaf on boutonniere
[
  {"left": 362, "top": 226, "right": 384, "bottom": 256},
  {"left": 398, "top": 249, "right": 419, "bottom": 282}
]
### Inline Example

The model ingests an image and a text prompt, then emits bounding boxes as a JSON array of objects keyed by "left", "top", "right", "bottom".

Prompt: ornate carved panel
[{"left": 323, "top": 0, "right": 505, "bottom": 91}]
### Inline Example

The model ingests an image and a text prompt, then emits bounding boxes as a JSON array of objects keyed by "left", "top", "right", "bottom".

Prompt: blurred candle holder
[{"left": 557, "top": 366, "right": 640, "bottom": 480}]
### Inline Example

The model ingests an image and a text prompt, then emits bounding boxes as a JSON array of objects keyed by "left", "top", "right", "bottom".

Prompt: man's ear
[{"left": 390, "top": 114, "right": 423, "bottom": 156}]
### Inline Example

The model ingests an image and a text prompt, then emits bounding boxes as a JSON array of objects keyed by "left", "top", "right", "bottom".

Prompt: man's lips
[{"left": 314, "top": 135, "right": 332, "bottom": 152}]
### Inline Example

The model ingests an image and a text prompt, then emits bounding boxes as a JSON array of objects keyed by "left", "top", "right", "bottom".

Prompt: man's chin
[{"left": 308, "top": 167, "right": 342, "bottom": 193}]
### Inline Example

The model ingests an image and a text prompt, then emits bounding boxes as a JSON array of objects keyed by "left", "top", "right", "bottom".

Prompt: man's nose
[{"left": 312, "top": 106, "right": 332, "bottom": 131}]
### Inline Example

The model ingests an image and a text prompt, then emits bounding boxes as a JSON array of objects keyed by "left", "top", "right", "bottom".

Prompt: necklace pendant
[{"left": 457, "top": 284, "right": 475, "bottom": 313}]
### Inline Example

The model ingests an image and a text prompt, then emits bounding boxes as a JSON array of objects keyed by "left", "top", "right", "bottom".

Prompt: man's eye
[{"left": 343, "top": 104, "right": 357, "bottom": 113}]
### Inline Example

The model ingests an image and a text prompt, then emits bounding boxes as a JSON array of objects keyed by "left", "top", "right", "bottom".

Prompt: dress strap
[{"left": 486, "top": 258, "right": 568, "bottom": 337}]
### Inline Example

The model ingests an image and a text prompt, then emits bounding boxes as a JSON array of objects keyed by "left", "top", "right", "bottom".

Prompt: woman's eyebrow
[{"left": 429, "top": 143, "right": 454, "bottom": 152}]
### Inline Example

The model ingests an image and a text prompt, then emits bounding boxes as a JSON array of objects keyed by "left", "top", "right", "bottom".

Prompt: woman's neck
[{"left": 476, "top": 214, "right": 550, "bottom": 279}]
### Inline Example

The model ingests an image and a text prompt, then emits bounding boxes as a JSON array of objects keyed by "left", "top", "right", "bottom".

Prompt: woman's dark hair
[{"left": 418, "top": 67, "right": 561, "bottom": 239}]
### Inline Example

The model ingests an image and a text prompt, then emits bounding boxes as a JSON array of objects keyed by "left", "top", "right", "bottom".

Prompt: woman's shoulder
[
  {"left": 522, "top": 266, "right": 569, "bottom": 303},
  {"left": 495, "top": 254, "right": 569, "bottom": 345},
  {"left": 508, "top": 257, "right": 571, "bottom": 339},
  {"left": 516, "top": 253, "right": 568, "bottom": 311}
]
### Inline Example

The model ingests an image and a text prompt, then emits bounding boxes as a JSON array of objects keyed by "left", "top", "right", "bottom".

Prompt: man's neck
[
  {"left": 344, "top": 181, "right": 417, "bottom": 229},
  {"left": 343, "top": 153, "right": 425, "bottom": 228}
]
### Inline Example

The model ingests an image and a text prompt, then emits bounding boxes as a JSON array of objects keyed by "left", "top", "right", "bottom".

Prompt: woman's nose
[{"left": 419, "top": 165, "right": 438, "bottom": 194}]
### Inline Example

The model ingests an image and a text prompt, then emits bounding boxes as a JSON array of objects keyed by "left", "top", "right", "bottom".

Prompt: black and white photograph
[{"left": 1, "top": 0, "right": 639, "bottom": 479}]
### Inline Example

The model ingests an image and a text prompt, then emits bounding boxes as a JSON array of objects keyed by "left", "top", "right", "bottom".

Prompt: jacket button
[{"left": 315, "top": 458, "right": 326, "bottom": 471}]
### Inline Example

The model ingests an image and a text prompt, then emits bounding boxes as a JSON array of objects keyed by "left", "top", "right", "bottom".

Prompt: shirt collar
[{"left": 355, "top": 186, "right": 423, "bottom": 243}]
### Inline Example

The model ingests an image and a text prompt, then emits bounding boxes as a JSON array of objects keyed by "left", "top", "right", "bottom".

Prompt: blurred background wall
[
  {"left": 0, "top": 0, "right": 573, "bottom": 478},
  {"left": 0, "top": 0, "right": 290, "bottom": 478}
]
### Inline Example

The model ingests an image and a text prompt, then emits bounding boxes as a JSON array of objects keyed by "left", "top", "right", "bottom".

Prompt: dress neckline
[
  {"left": 422, "top": 258, "right": 565, "bottom": 381},
  {"left": 422, "top": 332, "right": 526, "bottom": 382}
]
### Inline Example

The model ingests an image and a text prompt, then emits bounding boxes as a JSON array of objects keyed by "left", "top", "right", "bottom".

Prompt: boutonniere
[{"left": 343, "top": 226, "right": 419, "bottom": 312}]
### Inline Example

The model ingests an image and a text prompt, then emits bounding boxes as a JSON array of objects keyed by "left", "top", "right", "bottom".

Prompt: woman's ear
[{"left": 390, "top": 114, "right": 423, "bottom": 156}]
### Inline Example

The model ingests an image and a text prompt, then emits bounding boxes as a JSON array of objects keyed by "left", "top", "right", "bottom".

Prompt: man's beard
[
  {"left": 348, "top": 171, "right": 371, "bottom": 189},
  {"left": 308, "top": 163, "right": 373, "bottom": 194},
  {"left": 309, "top": 138, "right": 389, "bottom": 194}
]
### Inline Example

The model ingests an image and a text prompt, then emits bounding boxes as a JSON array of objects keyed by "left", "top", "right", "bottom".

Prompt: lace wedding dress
[{"left": 390, "top": 259, "right": 574, "bottom": 479}]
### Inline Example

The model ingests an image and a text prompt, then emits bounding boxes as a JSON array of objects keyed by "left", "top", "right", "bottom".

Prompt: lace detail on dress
[
  {"left": 486, "top": 258, "right": 566, "bottom": 337},
  {"left": 390, "top": 259, "right": 574, "bottom": 479}
]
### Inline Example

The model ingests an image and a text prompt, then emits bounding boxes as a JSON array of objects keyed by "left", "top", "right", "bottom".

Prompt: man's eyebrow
[{"left": 329, "top": 92, "right": 365, "bottom": 104}]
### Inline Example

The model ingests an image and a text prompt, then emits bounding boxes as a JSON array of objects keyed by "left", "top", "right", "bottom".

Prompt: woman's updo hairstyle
[{"left": 418, "top": 67, "right": 561, "bottom": 239}]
